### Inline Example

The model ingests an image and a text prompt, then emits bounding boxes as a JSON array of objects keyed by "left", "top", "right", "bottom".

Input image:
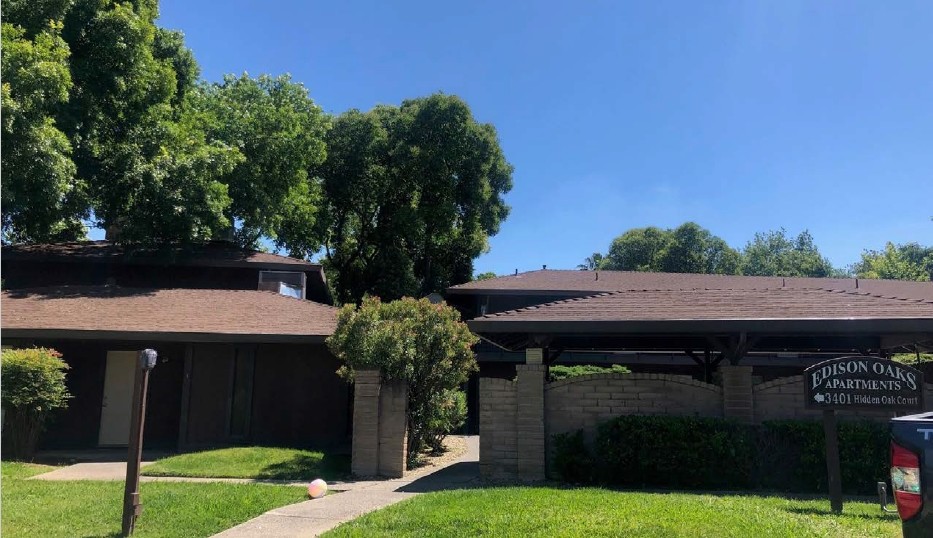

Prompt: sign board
[{"left": 804, "top": 356, "right": 924, "bottom": 412}]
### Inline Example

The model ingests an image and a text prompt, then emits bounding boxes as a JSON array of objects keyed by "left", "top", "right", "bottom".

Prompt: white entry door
[{"left": 98, "top": 351, "right": 137, "bottom": 446}]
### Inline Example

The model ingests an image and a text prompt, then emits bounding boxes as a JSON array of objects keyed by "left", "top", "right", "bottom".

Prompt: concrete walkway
[
  {"left": 31, "top": 461, "right": 315, "bottom": 486},
  {"left": 30, "top": 437, "right": 480, "bottom": 537},
  {"left": 212, "top": 436, "right": 480, "bottom": 538}
]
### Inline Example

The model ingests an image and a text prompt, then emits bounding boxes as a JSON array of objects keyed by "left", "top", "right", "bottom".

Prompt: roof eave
[
  {"left": 0, "top": 328, "right": 330, "bottom": 344},
  {"left": 467, "top": 317, "right": 933, "bottom": 335}
]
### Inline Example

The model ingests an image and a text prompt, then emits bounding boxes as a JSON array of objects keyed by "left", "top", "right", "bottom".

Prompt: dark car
[{"left": 883, "top": 412, "right": 933, "bottom": 537}]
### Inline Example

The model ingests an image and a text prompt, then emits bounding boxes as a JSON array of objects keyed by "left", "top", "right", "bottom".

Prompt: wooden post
[
  {"left": 822, "top": 409, "right": 843, "bottom": 514},
  {"left": 122, "top": 349, "right": 157, "bottom": 537}
]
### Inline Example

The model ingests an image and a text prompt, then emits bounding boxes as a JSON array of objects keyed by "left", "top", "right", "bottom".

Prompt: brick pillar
[
  {"left": 378, "top": 380, "right": 408, "bottom": 478},
  {"left": 721, "top": 364, "right": 754, "bottom": 423},
  {"left": 351, "top": 370, "right": 409, "bottom": 478},
  {"left": 352, "top": 370, "right": 381, "bottom": 476},
  {"left": 516, "top": 348, "right": 546, "bottom": 481}
]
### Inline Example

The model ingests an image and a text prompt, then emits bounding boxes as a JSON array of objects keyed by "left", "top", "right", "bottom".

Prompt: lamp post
[{"left": 121, "top": 349, "right": 157, "bottom": 537}]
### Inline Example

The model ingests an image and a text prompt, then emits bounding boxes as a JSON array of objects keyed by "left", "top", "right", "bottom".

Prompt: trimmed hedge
[
  {"left": 548, "top": 364, "right": 631, "bottom": 382},
  {"left": 552, "top": 415, "right": 888, "bottom": 494}
]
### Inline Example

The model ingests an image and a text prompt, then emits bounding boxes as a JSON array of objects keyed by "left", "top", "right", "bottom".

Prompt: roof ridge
[{"left": 451, "top": 268, "right": 933, "bottom": 287}]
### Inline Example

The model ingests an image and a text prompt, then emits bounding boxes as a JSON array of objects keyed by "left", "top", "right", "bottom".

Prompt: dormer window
[{"left": 258, "top": 271, "right": 306, "bottom": 299}]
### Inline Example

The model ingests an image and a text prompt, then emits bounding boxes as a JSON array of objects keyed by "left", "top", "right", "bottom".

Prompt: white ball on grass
[{"left": 308, "top": 478, "right": 328, "bottom": 499}]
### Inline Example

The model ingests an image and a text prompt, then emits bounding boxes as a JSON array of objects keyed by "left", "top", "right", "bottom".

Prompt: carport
[{"left": 467, "top": 287, "right": 933, "bottom": 480}]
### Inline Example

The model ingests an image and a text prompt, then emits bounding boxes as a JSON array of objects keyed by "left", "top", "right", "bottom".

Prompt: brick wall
[
  {"left": 377, "top": 380, "right": 408, "bottom": 478},
  {"left": 545, "top": 373, "right": 723, "bottom": 440},
  {"left": 351, "top": 370, "right": 408, "bottom": 478},
  {"left": 480, "top": 369, "right": 933, "bottom": 480},
  {"left": 479, "top": 377, "right": 518, "bottom": 479}
]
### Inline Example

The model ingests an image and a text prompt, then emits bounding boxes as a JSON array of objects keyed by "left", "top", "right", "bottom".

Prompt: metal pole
[
  {"left": 122, "top": 349, "right": 157, "bottom": 537},
  {"left": 822, "top": 409, "right": 843, "bottom": 514}
]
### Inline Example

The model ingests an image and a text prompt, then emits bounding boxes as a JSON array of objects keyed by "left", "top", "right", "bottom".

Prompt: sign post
[
  {"left": 122, "top": 349, "right": 158, "bottom": 537},
  {"left": 804, "top": 356, "right": 924, "bottom": 514}
]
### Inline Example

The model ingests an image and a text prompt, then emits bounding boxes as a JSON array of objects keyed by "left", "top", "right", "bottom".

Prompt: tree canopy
[
  {"left": 0, "top": 1, "right": 335, "bottom": 250},
  {"left": 588, "top": 224, "right": 855, "bottom": 278},
  {"left": 740, "top": 229, "right": 836, "bottom": 278},
  {"left": 1, "top": 0, "right": 245, "bottom": 245},
  {"left": 193, "top": 74, "right": 330, "bottom": 254},
  {"left": 317, "top": 94, "right": 513, "bottom": 304},
  {"left": 1, "top": 18, "right": 84, "bottom": 243},
  {"left": 577, "top": 252, "right": 606, "bottom": 271},
  {"left": 853, "top": 242, "right": 932, "bottom": 281},
  {"left": 3, "top": 2, "right": 514, "bottom": 303},
  {"left": 602, "top": 223, "right": 741, "bottom": 274}
]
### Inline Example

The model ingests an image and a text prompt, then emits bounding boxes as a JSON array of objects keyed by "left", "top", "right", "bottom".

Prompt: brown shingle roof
[
  {"left": 1, "top": 286, "right": 338, "bottom": 341},
  {"left": 477, "top": 287, "right": 933, "bottom": 322},
  {"left": 448, "top": 269, "right": 933, "bottom": 301},
  {"left": 1, "top": 241, "right": 319, "bottom": 270}
]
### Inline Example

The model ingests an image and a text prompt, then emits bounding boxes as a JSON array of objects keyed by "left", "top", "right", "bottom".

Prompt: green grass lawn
[
  {"left": 142, "top": 446, "right": 350, "bottom": 481},
  {"left": 324, "top": 487, "right": 900, "bottom": 538},
  {"left": 2, "top": 461, "right": 308, "bottom": 538}
]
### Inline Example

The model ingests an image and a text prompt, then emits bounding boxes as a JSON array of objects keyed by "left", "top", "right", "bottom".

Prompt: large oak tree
[{"left": 317, "top": 94, "right": 513, "bottom": 304}]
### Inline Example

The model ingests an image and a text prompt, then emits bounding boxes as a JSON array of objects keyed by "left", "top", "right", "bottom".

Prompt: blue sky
[{"left": 156, "top": 0, "right": 932, "bottom": 275}]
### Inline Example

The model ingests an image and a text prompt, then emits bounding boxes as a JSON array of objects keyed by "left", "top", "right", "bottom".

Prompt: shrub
[
  {"left": 426, "top": 388, "right": 468, "bottom": 453},
  {"left": 327, "top": 296, "right": 478, "bottom": 466},
  {"left": 594, "top": 416, "right": 756, "bottom": 489},
  {"left": 757, "top": 420, "right": 888, "bottom": 495},
  {"left": 548, "top": 364, "right": 630, "bottom": 382},
  {"left": 556, "top": 415, "right": 888, "bottom": 494},
  {"left": 551, "top": 429, "right": 594, "bottom": 483},
  {"left": 1, "top": 347, "right": 71, "bottom": 459}
]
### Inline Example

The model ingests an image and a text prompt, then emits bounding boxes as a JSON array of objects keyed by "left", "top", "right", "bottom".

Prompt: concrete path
[
  {"left": 29, "top": 437, "right": 479, "bottom": 537},
  {"left": 31, "top": 461, "right": 156, "bottom": 481},
  {"left": 31, "top": 462, "right": 315, "bottom": 486},
  {"left": 212, "top": 436, "right": 480, "bottom": 538}
]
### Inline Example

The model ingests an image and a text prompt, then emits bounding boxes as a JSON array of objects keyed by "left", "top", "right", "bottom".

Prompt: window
[{"left": 258, "top": 271, "right": 306, "bottom": 299}]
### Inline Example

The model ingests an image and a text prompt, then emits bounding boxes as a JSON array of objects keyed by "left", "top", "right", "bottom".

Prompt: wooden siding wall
[
  {"left": 250, "top": 344, "right": 350, "bottom": 447},
  {"left": 184, "top": 344, "right": 237, "bottom": 446},
  {"left": 2, "top": 339, "right": 348, "bottom": 452},
  {"left": 13, "top": 340, "right": 185, "bottom": 450}
]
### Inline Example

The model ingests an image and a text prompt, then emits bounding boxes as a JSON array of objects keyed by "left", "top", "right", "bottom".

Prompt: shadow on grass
[
  {"left": 400, "top": 475, "right": 899, "bottom": 516},
  {"left": 782, "top": 506, "right": 895, "bottom": 521},
  {"left": 257, "top": 453, "right": 351, "bottom": 481}
]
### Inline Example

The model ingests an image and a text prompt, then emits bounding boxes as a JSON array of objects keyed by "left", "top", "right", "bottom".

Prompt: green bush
[
  {"left": 594, "top": 416, "right": 756, "bottom": 489},
  {"left": 551, "top": 430, "right": 594, "bottom": 483},
  {"left": 555, "top": 415, "right": 888, "bottom": 495},
  {"left": 757, "top": 420, "right": 888, "bottom": 494},
  {"left": 548, "top": 364, "right": 630, "bottom": 382},
  {"left": 426, "top": 388, "right": 468, "bottom": 453},
  {"left": 327, "top": 296, "right": 478, "bottom": 466},
  {"left": 1, "top": 347, "right": 71, "bottom": 459}
]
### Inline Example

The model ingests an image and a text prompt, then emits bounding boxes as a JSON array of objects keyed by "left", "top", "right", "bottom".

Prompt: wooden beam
[{"left": 176, "top": 344, "right": 193, "bottom": 452}]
